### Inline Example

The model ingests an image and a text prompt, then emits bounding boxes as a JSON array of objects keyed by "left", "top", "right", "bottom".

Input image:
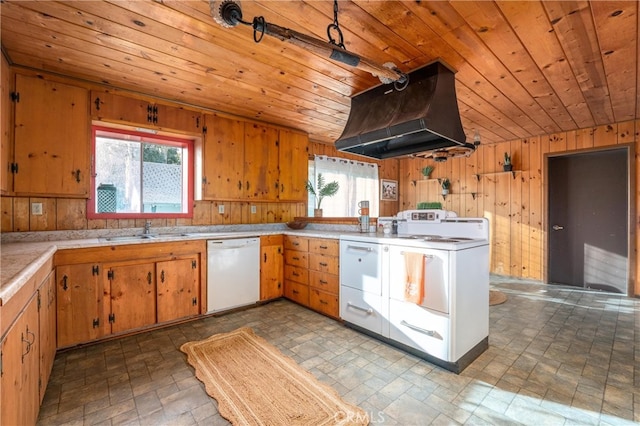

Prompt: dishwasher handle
[{"left": 208, "top": 238, "right": 259, "bottom": 250}]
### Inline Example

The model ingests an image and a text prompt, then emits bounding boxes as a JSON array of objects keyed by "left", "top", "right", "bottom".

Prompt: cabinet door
[
  {"left": 202, "top": 114, "right": 245, "bottom": 200},
  {"left": 91, "top": 91, "right": 152, "bottom": 126},
  {"left": 154, "top": 103, "right": 202, "bottom": 133},
  {"left": 39, "top": 271, "right": 57, "bottom": 403},
  {"left": 156, "top": 257, "right": 200, "bottom": 323},
  {"left": 1, "top": 55, "right": 12, "bottom": 193},
  {"left": 105, "top": 262, "right": 156, "bottom": 334},
  {"left": 14, "top": 75, "right": 89, "bottom": 196},
  {"left": 260, "top": 237, "right": 283, "bottom": 300},
  {"left": 56, "top": 264, "right": 106, "bottom": 347},
  {"left": 244, "top": 123, "right": 279, "bottom": 200},
  {"left": 277, "top": 129, "right": 308, "bottom": 201},
  {"left": 1, "top": 294, "right": 40, "bottom": 426}
]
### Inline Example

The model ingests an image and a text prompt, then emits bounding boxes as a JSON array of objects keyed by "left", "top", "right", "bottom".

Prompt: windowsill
[{"left": 294, "top": 217, "right": 378, "bottom": 225}]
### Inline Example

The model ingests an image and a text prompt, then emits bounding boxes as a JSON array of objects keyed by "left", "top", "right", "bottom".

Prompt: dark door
[{"left": 548, "top": 148, "right": 628, "bottom": 294}]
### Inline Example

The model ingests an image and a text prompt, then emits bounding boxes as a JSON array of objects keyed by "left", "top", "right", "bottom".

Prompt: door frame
[{"left": 543, "top": 143, "right": 636, "bottom": 296}]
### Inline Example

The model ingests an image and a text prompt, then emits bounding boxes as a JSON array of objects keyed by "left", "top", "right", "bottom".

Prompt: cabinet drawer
[
  {"left": 309, "top": 289, "right": 339, "bottom": 318},
  {"left": 340, "top": 286, "right": 384, "bottom": 335},
  {"left": 309, "top": 239, "right": 339, "bottom": 256},
  {"left": 284, "top": 236, "right": 309, "bottom": 252},
  {"left": 284, "top": 264, "right": 308, "bottom": 285},
  {"left": 309, "top": 270, "right": 339, "bottom": 294},
  {"left": 308, "top": 253, "right": 338, "bottom": 275},
  {"left": 261, "top": 234, "right": 283, "bottom": 246},
  {"left": 389, "top": 299, "right": 449, "bottom": 361},
  {"left": 284, "top": 280, "right": 309, "bottom": 305},
  {"left": 284, "top": 250, "right": 309, "bottom": 268}
]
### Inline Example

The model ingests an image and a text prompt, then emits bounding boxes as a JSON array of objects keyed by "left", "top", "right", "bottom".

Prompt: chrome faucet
[{"left": 143, "top": 220, "right": 151, "bottom": 235}]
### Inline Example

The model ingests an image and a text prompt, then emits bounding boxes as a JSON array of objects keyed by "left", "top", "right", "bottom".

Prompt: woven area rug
[
  {"left": 180, "top": 327, "right": 369, "bottom": 425},
  {"left": 490, "top": 289, "right": 507, "bottom": 305}
]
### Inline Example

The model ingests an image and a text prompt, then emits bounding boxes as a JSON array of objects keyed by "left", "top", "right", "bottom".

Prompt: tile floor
[{"left": 37, "top": 278, "right": 639, "bottom": 425}]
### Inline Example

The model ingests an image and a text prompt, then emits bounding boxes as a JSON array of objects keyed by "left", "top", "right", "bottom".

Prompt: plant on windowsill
[
  {"left": 306, "top": 173, "right": 339, "bottom": 217},
  {"left": 441, "top": 178, "right": 450, "bottom": 196},
  {"left": 503, "top": 152, "right": 513, "bottom": 172},
  {"left": 421, "top": 165, "right": 434, "bottom": 179}
]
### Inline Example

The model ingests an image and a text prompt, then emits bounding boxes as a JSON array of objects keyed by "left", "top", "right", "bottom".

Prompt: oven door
[
  {"left": 339, "top": 239, "right": 384, "bottom": 295},
  {"left": 388, "top": 245, "right": 449, "bottom": 314}
]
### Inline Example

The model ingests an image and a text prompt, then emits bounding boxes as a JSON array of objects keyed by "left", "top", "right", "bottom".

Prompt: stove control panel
[{"left": 411, "top": 211, "right": 437, "bottom": 221}]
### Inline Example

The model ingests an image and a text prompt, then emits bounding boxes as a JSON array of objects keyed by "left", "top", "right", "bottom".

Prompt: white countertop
[{"left": 0, "top": 226, "right": 367, "bottom": 306}]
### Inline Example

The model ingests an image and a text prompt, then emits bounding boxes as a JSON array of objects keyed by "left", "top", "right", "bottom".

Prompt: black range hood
[{"left": 335, "top": 60, "right": 472, "bottom": 160}]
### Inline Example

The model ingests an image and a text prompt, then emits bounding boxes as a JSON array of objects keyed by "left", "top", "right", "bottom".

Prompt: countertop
[{"left": 0, "top": 226, "right": 368, "bottom": 306}]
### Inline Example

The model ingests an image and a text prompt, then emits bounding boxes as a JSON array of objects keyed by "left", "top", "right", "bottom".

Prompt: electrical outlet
[
  {"left": 251, "top": 205, "right": 257, "bottom": 214},
  {"left": 31, "top": 202, "right": 43, "bottom": 216},
  {"left": 218, "top": 204, "right": 225, "bottom": 214}
]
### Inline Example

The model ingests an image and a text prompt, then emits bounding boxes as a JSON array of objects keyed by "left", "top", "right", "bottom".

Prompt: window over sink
[{"left": 88, "top": 126, "right": 194, "bottom": 219}]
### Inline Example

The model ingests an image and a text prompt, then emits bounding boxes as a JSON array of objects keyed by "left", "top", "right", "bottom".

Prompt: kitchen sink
[{"left": 104, "top": 235, "right": 157, "bottom": 241}]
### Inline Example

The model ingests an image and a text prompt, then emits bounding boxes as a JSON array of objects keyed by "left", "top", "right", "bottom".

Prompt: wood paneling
[
  {"left": 400, "top": 120, "right": 638, "bottom": 296},
  {"left": 3, "top": 1, "right": 635, "bottom": 147}
]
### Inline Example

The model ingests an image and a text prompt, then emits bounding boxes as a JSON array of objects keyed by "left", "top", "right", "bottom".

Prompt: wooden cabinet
[
  {"left": 13, "top": 74, "right": 89, "bottom": 197},
  {"left": 1, "top": 260, "right": 55, "bottom": 426},
  {"left": 1, "top": 54, "right": 12, "bottom": 194},
  {"left": 308, "top": 239, "right": 340, "bottom": 318},
  {"left": 260, "top": 235, "right": 284, "bottom": 300},
  {"left": 277, "top": 129, "right": 309, "bottom": 201},
  {"left": 202, "top": 113, "right": 308, "bottom": 202},
  {"left": 91, "top": 91, "right": 202, "bottom": 134},
  {"left": 1, "top": 287, "right": 42, "bottom": 426},
  {"left": 202, "top": 114, "right": 279, "bottom": 201},
  {"left": 283, "top": 236, "right": 339, "bottom": 318},
  {"left": 156, "top": 256, "right": 200, "bottom": 323},
  {"left": 56, "top": 263, "right": 105, "bottom": 347},
  {"left": 38, "top": 271, "right": 57, "bottom": 403},
  {"left": 105, "top": 261, "right": 157, "bottom": 333},
  {"left": 55, "top": 242, "right": 204, "bottom": 348}
]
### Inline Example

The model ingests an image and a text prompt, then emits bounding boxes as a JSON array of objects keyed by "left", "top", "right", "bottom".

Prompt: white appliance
[
  {"left": 339, "top": 209, "right": 490, "bottom": 373},
  {"left": 207, "top": 237, "right": 260, "bottom": 313}
]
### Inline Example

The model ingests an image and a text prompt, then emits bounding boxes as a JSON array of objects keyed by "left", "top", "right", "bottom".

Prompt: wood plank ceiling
[{"left": 1, "top": 1, "right": 638, "bottom": 146}]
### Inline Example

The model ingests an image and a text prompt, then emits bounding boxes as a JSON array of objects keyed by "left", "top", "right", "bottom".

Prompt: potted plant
[
  {"left": 421, "top": 165, "right": 434, "bottom": 179},
  {"left": 441, "top": 178, "right": 450, "bottom": 195},
  {"left": 306, "top": 173, "right": 339, "bottom": 217},
  {"left": 503, "top": 152, "right": 513, "bottom": 172}
]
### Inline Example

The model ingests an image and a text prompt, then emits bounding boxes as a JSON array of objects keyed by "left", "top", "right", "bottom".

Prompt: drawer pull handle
[
  {"left": 347, "top": 302, "right": 373, "bottom": 315},
  {"left": 319, "top": 280, "right": 328, "bottom": 285},
  {"left": 292, "top": 271, "right": 299, "bottom": 277},
  {"left": 319, "top": 262, "right": 328, "bottom": 267},
  {"left": 292, "top": 290, "right": 299, "bottom": 294},
  {"left": 293, "top": 256, "right": 300, "bottom": 260},
  {"left": 400, "top": 320, "right": 442, "bottom": 340},
  {"left": 320, "top": 300, "right": 328, "bottom": 305},
  {"left": 348, "top": 245, "right": 372, "bottom": 252},
  {"left": 319, "top": 245, "right": 328, "bottom": 249}
]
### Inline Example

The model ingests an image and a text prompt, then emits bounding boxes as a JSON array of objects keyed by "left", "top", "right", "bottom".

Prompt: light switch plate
[
  {"left": 31, "top": 202, "right": 43, "bottom": 216},
  {"left": 218, "top": 205, "right": 225, "bottom": 214},
  {"left": 251, "top": 205, "right": 257, "bottom": 214}
]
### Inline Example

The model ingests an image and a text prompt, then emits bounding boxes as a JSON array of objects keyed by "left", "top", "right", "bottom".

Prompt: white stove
[{"left": 339, "top": 209, "right": 490, "bottom": 373}]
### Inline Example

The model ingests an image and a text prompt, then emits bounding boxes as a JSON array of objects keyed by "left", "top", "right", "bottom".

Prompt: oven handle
[
  {"left": 400, "top": 320, "right": 442, "bottom": 340},
  {"left": 347, "top": 245, "right": 373, "bottom": 252},
  {"left": 347, "top": 302, "right": 373, "bottom": 315},
  {"left": 400, "top": 252, "right": 434, "bottom": 259}
]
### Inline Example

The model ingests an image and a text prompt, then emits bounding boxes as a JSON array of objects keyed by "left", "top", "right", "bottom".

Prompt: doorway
[{"left": 547, "top": 148, "right": 629, "bottom": 294}]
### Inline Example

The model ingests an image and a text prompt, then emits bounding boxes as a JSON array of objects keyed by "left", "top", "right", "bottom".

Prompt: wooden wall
[{"left": 399, "top": 120, "right": 639, "bottom": 296}]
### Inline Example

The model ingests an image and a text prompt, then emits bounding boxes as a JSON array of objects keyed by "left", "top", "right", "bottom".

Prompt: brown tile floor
[{"left": 37, "top": 278, "right": 639, "bottom": 425}]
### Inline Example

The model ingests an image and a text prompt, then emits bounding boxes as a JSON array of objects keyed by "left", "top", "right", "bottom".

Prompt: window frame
[{"left": 87, "top": 125, "right": 194, "bottom": 219}]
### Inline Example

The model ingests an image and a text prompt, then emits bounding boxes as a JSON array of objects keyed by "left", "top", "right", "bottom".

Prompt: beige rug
[
  {"left": 490, "top": 290, "right": 507, "bottom": 305},
  {"left": 180, "top": 327, "right": 368, "bottom": 425}
]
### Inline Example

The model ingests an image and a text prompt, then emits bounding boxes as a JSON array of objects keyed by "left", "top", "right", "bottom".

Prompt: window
[
  {"left": 308, "top": 155, "right": 379, "bottom": 217},
  {"left": 88, "top": 126, "right": 193, "bottom": 219}
]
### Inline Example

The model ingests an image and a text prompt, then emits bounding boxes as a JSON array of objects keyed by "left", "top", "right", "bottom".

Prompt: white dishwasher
[{"left": 207, "top": 237, "right": 260, "bottom": 313}]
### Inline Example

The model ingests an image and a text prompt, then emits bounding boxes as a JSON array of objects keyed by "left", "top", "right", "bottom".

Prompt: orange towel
[{"left": 404, "top": 252, "right": 425, "bottom": 304}]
